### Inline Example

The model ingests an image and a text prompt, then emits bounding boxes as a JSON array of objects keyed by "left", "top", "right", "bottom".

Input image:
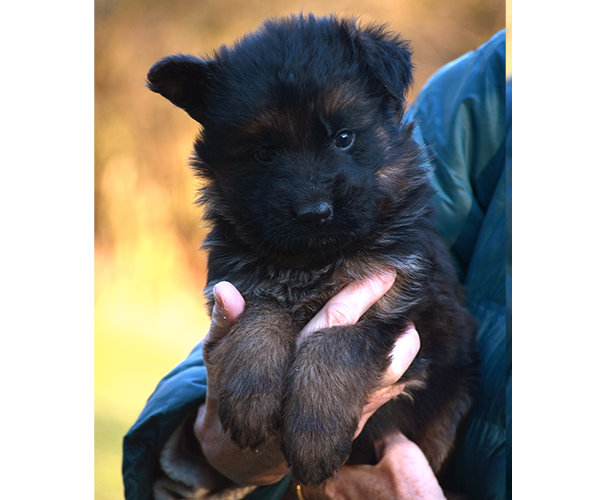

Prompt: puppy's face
[
  {"left": 196, "top": 77, "right": 391, "bottom": 258},
  {"left": 148, "top": 15, "right": 417, "bottom": 260}
]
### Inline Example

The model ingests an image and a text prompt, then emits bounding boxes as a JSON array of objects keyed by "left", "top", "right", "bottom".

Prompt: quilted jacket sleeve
[
  {"left": 122, "top": 341, "right": 209, "bottom": 500},
  {"left": 408, "top": 29, "right": 510, "bottom": 500}
]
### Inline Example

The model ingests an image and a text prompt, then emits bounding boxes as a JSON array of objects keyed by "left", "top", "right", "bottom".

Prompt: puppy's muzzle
[{"left": 297, "top": 202, "right": 333, "bottom": 227}]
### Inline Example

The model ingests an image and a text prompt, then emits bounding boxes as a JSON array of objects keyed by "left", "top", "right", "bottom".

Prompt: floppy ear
[
  {"left": 147, "top": 54, "right": 213, "bottom": 124},
  {"left": 348, "top": 22, "right": 414, "bottom": 105}
]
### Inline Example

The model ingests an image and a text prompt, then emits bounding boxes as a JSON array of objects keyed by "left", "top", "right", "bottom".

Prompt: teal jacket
[{"left": 123, "top": 30, "right": 510, "bottom": 500}]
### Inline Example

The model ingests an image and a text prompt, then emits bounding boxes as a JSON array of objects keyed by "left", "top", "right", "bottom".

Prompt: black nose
[{"left": 297, "top": 202, "right": 333, "bottom": 226}]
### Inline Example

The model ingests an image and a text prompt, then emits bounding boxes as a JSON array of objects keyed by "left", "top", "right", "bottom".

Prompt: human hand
[
  {"left": 299, "top": 429, "right": 447, "bottom": 500},
  {"left": 194, "top": 271, "right": 420, "bottom": 487}
]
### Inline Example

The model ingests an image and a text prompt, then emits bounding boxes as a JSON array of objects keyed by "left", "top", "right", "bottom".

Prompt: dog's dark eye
[
  {"left": 333, "top": 130, "right": 354, "bottom": 150},
  {"left": 254, "top": 147, "right": 274, "bottom": 164}
]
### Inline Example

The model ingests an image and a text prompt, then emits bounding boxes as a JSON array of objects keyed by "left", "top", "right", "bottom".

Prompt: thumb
[
  {"left": 206, "top": 281, "right": 245, "bottom": 345},
  {"left": 298, "top": 269, "right": 396, "bottom": 342}
]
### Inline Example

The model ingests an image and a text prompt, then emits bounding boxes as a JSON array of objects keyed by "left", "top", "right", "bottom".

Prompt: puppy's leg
[
  {"left": 206, "top": 300, "right": 296, "bottom": 451},
  {"left": 281, "top": 321, "right": 397, "bottom": 486}
]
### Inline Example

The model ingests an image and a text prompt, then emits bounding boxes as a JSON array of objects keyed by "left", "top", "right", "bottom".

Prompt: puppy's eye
[
  {"left": 333, "top": 130, "right": 354, "bottom": 150},
  {"left": 254, "top": 147, "right": 273, "bottom": 164}
]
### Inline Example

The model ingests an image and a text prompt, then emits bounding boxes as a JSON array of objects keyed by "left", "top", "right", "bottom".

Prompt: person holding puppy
[{"left": 124, "top": 29, "right": 508, "bottom": 500}]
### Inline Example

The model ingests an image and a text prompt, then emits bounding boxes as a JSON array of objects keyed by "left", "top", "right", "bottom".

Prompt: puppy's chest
[
  {"left": 253, "top": 266, "right": 343, "bottom": 325},
  {"left": 250, "top": 258, "right": 391, "bottom": 327}
]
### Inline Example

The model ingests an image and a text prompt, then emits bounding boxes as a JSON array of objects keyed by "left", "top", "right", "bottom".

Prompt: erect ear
[
  {"left": 345, "top": 21, "right": 414, "bottom": 106},
  {"left": 147, "top": 54, "right": 214, "bottom": 124}
]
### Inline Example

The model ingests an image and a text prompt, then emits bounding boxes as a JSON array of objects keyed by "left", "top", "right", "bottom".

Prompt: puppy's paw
[
  {"left": 281, "top": 358, "right": 365, "bottom": 484},
  {"left": 281, "top": 326, "right": 385, "bottom": 485},
  {"left": 208, "top": 302, "right": 296, "bottom": 450},
  {"left": 281, "top": 408, "right": 357, "bottom": 486},
  {"left": 218, "top": 372, "right": 283, "bottom": 451}
]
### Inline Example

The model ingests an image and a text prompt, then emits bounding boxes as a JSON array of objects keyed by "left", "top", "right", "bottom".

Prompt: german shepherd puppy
[{"left": 147, "top": 14, "right": 478, "bottom": 488}]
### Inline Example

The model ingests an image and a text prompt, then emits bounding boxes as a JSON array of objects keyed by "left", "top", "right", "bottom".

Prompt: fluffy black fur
[{"left": 147, "top": 14, "right": 478, "bottom": 488}]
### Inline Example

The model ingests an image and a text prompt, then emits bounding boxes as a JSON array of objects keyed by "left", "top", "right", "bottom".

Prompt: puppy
[{"left": 147, "top": 14, "right": 478, "bottom": 488}]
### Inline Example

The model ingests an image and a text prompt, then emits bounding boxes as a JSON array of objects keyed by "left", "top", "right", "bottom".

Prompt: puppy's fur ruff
[{"left": 148, "top": 14, "right": 478, "bottom": 488}]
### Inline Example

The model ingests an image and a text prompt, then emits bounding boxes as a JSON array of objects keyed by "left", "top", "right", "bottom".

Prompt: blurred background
[{"left": 95, "top": 0, "right": 508, "bottom": 498}]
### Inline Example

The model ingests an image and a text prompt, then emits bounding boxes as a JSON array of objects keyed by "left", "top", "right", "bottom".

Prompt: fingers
[
  {"left": 352, "top": 323, "right": 420, "bottom": 440},
  {"left": 206, "top": 281, "right": 246, "bottom": 344},
  {"left": 379, "top": 322, "right": 420, "bottom": 387},
  {"left": 298, "top": 269, "right": 397, "bottom": 341}
]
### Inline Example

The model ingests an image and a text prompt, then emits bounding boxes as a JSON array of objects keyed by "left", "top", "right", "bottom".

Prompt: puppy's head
[{"left": 148, "top": 14, "right": 426, "bottom": 262}]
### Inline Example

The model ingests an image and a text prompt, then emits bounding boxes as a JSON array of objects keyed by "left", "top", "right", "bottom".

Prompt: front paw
[
  {"left": 207, "top": 301, "right": 296, "bottom": 451},
  {"left": 280, "top": 348, "right": 366, "bottom": 485},
  {"left": 218, "top": 371, "right": 283, "bottom": 451},
  {"left": 280, "top": 325, "right": 387, "bottom": 486},
  {"left": 281, "top": 402, "right": 359, "bottom": 486}
]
